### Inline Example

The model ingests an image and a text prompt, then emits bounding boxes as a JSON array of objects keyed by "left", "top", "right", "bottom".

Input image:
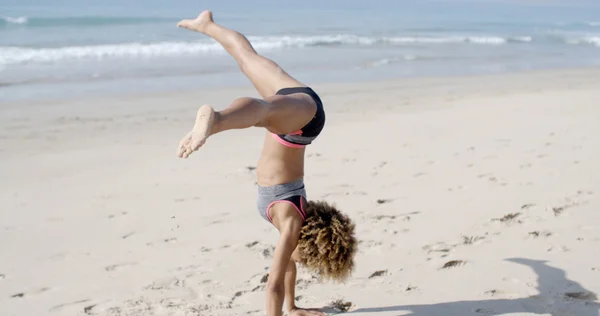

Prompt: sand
[{"left": 1, "top": 68, "right": 600, "bottom": 316}]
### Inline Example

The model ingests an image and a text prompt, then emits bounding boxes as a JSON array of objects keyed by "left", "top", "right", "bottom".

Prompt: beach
[{"left": 1, "top": 67, "right": 600, "bottom": 315}]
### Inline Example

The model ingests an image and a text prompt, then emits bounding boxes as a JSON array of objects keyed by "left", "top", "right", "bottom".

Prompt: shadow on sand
[{"left": 347, "top": 258, "right": 599, "bottom": 316}]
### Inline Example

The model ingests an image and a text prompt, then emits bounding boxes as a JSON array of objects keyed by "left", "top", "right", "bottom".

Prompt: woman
[{"left": 176, "top": 11, "right": 357, "bottom": 316}]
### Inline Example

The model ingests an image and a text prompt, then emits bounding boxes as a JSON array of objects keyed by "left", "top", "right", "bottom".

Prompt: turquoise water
[{"left": 1, "top": 0, "right": 600, "bottom": 101}]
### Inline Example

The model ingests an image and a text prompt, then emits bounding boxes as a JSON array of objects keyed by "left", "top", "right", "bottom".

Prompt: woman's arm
[
  {"left": 284, "top": 260, "right": 298, "bottom": 312},
  {"left": 265, "top": 221, "right": 302, "bottom": 316}
]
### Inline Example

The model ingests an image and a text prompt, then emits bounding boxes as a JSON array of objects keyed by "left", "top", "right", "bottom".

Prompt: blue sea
[{"left": 1, "top": 0, "right": 600, "bottom": 101}]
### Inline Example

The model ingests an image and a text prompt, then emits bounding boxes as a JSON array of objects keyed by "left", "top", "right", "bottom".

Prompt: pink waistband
[{"left": 271, "top": 133, "right": 306, "bottom": 148}]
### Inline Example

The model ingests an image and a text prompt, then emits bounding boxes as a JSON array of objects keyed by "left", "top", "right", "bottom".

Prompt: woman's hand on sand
[{"left": 289, "top": 307, "right": 326, "bottom": 316}]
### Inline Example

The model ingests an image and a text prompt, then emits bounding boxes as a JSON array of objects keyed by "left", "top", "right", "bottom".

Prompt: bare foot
[
  {"left": 289, "top": 307, "right": 326, "bottom": 316},
  {"left": 177, "top": 105, "right": 215, "bottom": 158},
  {"left": 177, "top": 10, "right": 213, "bottom": 33}
]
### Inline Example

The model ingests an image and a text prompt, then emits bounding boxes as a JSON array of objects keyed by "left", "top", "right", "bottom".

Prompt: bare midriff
[{"left": 256, "top": 132, "right": 305, "bottom": 187}]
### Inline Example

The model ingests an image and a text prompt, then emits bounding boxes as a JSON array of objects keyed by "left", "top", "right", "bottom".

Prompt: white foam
[
  {"left": 0, "top": 34, "right": 521, "bottom": 66},
  {"left": 467, "top": 37, "right": 507, "bottom": 45},
  {"left": 369, "top": 55, "right": 420, "bottom": 67},
  {"left": 387, "top": 36, "right": 507, "bottom": 45},
  {"left": 566, "top": 36, "right": 600, "bottom": 47},
  {"left": 0, "top": 36, "right": 367, "bottom": 65},
  {"left": 371, "top": 58, "right": 392, "bottom": 67},
  {"left": 0, "top": 41, "right": 225, "bottom": 65},
  {"left": 511, "top": 36, "right": 533, "bottom": 43},
  {"left": 2, "top": 16, "right": 28, "bottom": 24},
  {"left": 584, "top": 37, "right": 600, "bottom": 47},
  {"left": 387, "top": 36, "right": 465, "bottom": 44}
]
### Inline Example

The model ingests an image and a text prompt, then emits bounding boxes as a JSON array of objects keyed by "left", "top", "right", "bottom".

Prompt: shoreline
[{"left": 0, "top": 66, "right": 600, "bottom": 107}]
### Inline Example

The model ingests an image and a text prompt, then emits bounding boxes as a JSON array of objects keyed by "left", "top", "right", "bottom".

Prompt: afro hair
[{"left": 297, "top": 200, "right": 358, "bottom": 282}]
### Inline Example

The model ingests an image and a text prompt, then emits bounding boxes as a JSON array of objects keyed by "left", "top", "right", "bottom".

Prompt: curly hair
[{"left": 297, "top": 200, "right": 358, "bottom": 282}]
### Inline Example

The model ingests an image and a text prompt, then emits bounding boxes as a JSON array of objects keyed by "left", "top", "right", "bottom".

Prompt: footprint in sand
[
  {"left": 122, "top": 232, "right": 135, "bottom": 239},
  {"left": 491, "top": 213, "right": 522, "bottom": 224},
  {"left": 174, "top": 264, "right": 205, "bottom": 273},
  {"left": 83, "top": 304, "right": 96, "bottom": 315},
  {"left": 245, "top": 241, "right": 275, "bottom": 259},
  {"left": 10, "top": 287, "right": 51, "bottom": 299},
  {"left": 423, "top": 243, "right": 454, "bottom": 255},
  {"left": 321, "top": 191, "right": 367, "bottom": 199},
  {"left": 246, "top": 272, "right": 270, "bottom": 286},
  {"left": 403, "top": 284, "right": 418, "bottom": 292},
  {"left": 107, "top": 211, "right": 128, "bottom": 219},
  {"left": 461, "top": 235, "right": 486, "bottom": 245},
  {"left": 440, "top": 260, "right": 467, "bottom": 269},
  {"left": 484, "top": 289, "right": 499, "bottom": 297},
  {"left": 230, "top": 291, "right": 245, "bottom": 304},
  {"left": 425, "top": 235, "right": 486, "bottom": 259},
  {"left": 528, "top": 231, "right": 552, "bottom": 238},
  {"left": 105, "top": 263, "right": 137, "bottom": 272},
  {"left": 376, "top": 199, "right": 392, "bottom": 205},
  {"left": 474, "top": 308, "right": 495, "bottom": 314},
  {"left": 382, "top": 228, "right": 405, "bottom": 235},
  {"left": 49, "top": 299, "right": 92, "bottom": 312},
  {"left": 564, "top": 291, "right": 598, "bottom": 301},
  {"left": 368, "top": 270, "right": 388, "bottom": 279},
  {"left": 147, "top": 237, "right": 178, "bottom": 246},
  {"left": 359, "top": 239, "right": 383, "bottom": 247},
  {"left": 521, "top": 203, "right": 536, "bottom": 210},
  {"left": 372, "top": 161, "right": 389, "bottom": 176},
  {"left": 372, "top": 214, "right": 405, "bottom": 222},
  {"left": 295, "top": 275, "right": 319, "bottom": 290},
  {"left": 327, "top": 299, "right": 354, "bottom": 313},
  {"left": 144, "top": 277, "right": 188, "bottom": 291},
  {"left": 546, "top": 244, "right": 570, "bottom": 253}
]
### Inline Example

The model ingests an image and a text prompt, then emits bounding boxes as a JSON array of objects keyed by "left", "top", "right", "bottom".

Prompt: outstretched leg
[
  {"left": 177, "top": 94, "right": 315, "bottom": 158},
  {"left": 178, "top": 10, "right": 304, "bottom": 98}
]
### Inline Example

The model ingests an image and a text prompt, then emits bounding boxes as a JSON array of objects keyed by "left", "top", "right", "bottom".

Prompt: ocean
[{"left": 1, "top": 0, "right": 600, "bottom": 101}]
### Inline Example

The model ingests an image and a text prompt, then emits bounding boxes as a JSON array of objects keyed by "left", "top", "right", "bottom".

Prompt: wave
[
  {"left": 370, "top": 55, "right": 421, "bottom": 67},
  {"left": 1, "top": 16, "right": 173, "bottom": 28},
  {"left": 1, "top": 16, "right": 28, "bottom": 25},
  {"left": 0, "top": 34, "right": 540, "bottom": 65},
  {"left": 509, "top": 36, "right": 533, "bottom": 43},
  {"left": 566, "top": 36, "right": 600, "bottom": 47}
]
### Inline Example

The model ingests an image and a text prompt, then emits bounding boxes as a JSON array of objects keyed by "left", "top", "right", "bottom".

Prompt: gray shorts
[{"left": 257, "top": 178, "right": 307, "bottom": 223}]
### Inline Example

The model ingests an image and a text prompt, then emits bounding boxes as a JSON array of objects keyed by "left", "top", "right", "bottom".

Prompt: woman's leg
[
  {"left": 176, "top": 11, "right": 318, "bottom": 159},
  {"left": 177, "top": 10, "right": 304, "bottom": 98},
  {"left": 176, "top": 94, "right": 316, "bottom": 158}
]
